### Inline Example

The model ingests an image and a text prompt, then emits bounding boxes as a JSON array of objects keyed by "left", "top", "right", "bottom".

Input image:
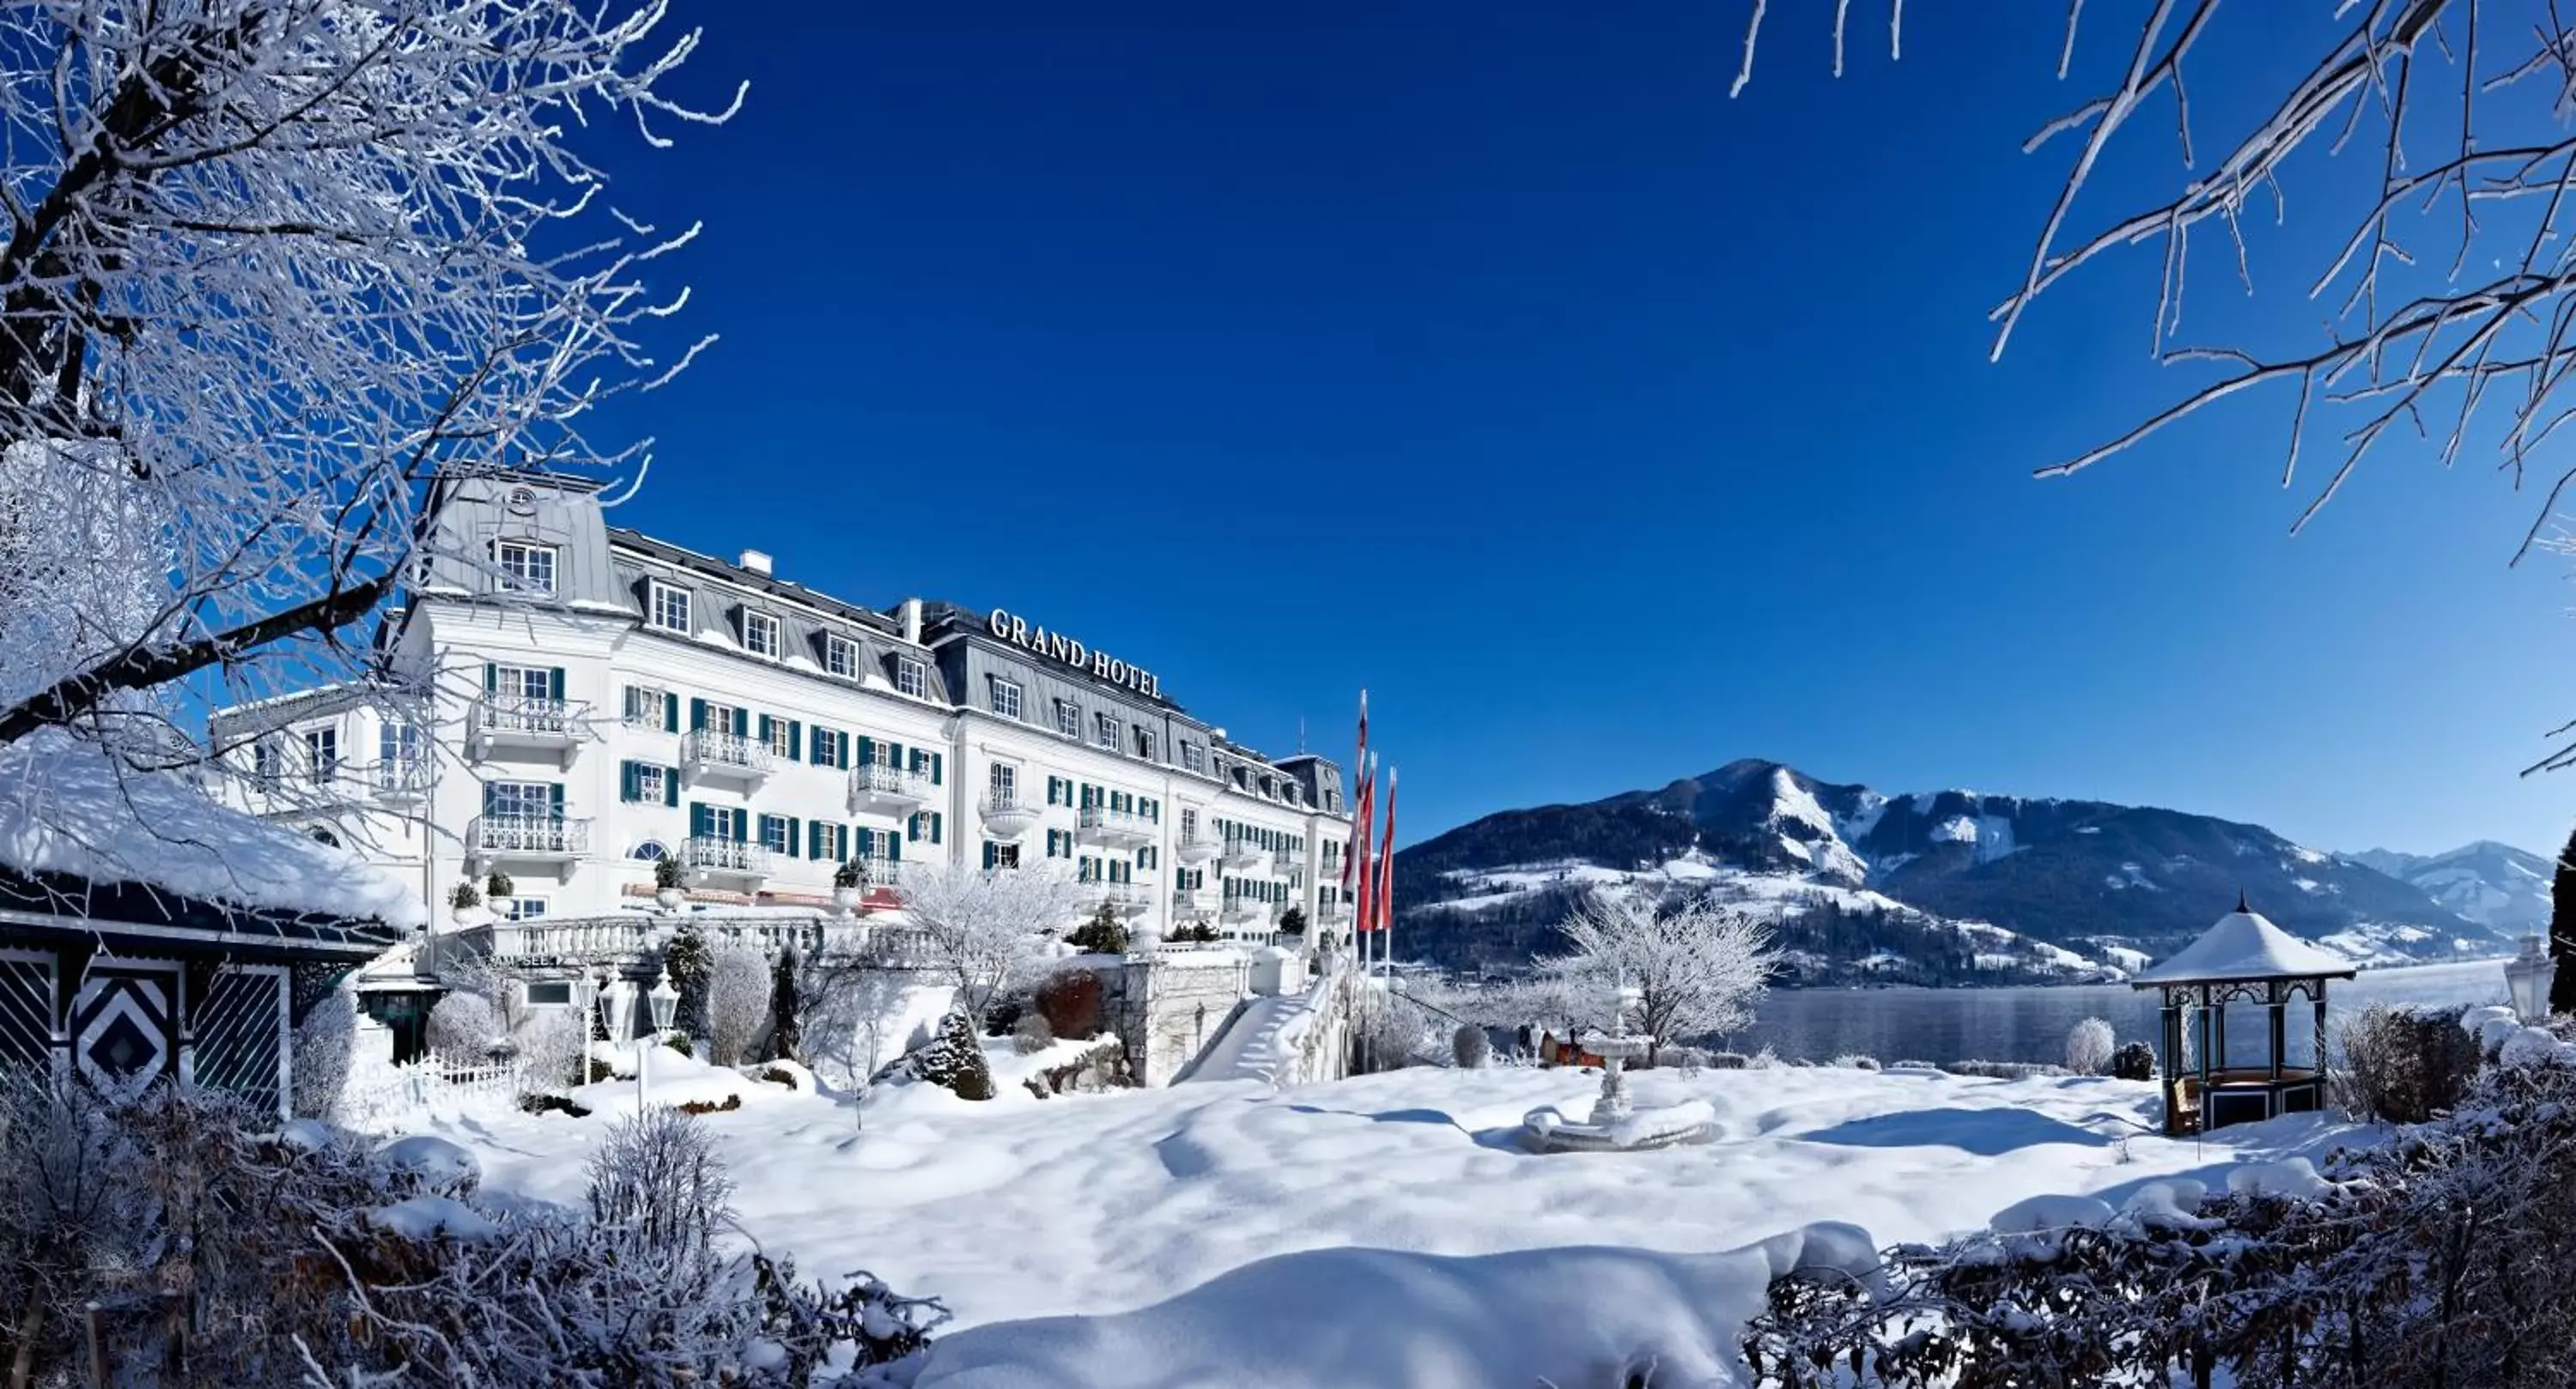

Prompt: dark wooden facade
[{"left": 0, "top": 864, "right": 407, "bottom": 1117}]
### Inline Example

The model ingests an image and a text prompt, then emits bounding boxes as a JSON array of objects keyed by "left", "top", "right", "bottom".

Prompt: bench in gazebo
[{"left": 2129, "top": 895, "right": 2356, "bottom": 1136}]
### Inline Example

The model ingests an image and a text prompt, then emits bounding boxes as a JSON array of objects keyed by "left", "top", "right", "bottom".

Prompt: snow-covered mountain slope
[
  {"left": 1394, "top": 759, "right": 2504, "bottom": 974},
  {"left": 2349, "top": 840, "right": 2553, "bottom": 936}
]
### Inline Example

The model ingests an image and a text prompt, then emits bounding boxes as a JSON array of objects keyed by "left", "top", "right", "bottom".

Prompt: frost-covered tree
[
  {"left": 290, "top": 987, "right": 359, "bottom": 1119},
  {"left": 0, "top": 2, "right": 734, "bottom": 801},
  {"left": 1541, "top": 892, "right": 1777, "bottom": 1064},
  {"left": 769, "top": 944, "right": 803, "bottom": 1061},
  {"left": 516, "top": 1011, "right": 586, "bottom": 1096},
  {"left": 2066, "top": 1017, "right": 2117, "bottom": 1077},
  {"left": 896, "top": 859, "right": 1081, "bottom": 1028},
  {"left": 425, "top": 990, "right": 498, "bottom": 1062},
  {"left": 908, "top": 1005, "right": 993, "bottom": 1101},
  {"left": 662, "top": 925, "right": 714, "bottom": 1040},
  {"left": 705, "top": 942, "right": 770, "bottom": 1066},
  {"left": 586, "top": 1107, "right": 734, "bottom": 1265}
]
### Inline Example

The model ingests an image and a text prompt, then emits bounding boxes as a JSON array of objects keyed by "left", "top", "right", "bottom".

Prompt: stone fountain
[{"left": 1522, "top": 981, "right": 1716, "bottom": 1154}]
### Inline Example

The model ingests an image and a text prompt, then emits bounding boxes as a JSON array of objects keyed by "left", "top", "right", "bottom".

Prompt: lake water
[{"left": 1724, "top": 960, "right": 2512, "bottom": 1066}]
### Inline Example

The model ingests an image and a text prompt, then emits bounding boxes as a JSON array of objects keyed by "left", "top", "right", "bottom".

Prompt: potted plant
[
  {"left": 447, "top": 880, "right": 491, "bottom": 928},
  {"left": 485, "top": 870, "right": 515, "bottom": 901},
  {"left": 653, "top": 852, "right": 687, "bottom": 910},
  {"left": 831, "top": 858, "right": 865, "bottom": 913}
]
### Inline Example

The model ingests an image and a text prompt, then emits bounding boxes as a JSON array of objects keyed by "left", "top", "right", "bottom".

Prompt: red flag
[
  {"left": 1373, "top": 767, "right": 1397, "bottom": 936},
  {"left": 1340, "top": 691, "right": 1369, "bottom": 895},
  {"left": 1350, "top": 752, "right": 1376, "bottom": 933}
]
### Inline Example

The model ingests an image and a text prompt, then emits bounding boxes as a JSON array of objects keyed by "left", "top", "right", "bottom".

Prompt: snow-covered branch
[
  {"left": 894, "top": 859, "right": 1083, "bottom": 1028},
  {"left": 1540, "top": 891, "right": 1777, "bottom": 1063}
]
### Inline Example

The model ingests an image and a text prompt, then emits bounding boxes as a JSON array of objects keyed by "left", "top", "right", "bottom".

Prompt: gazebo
[{"left": 2129, "top": 895, "right": 2356, "bottom": 1135}]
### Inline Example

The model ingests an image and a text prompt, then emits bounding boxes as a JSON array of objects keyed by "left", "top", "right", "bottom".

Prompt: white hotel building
[{"left": 212, "top": 472, "right": 1357, "bottom": 971}]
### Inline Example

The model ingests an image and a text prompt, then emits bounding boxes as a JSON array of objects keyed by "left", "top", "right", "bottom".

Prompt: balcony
[
  {"left": 468, "top": 815, "right": 591, "bottom": 864},
  {"left": 853, "top": 854, "right": 908, "bottom": 892},
  {"left": 849, "top": 762, "right": 929, "bottom": 815},
  {"left": 1078, "top": 806, "right": 1153, "bottom": 850},
  {"left": 479, "top": 917, "right": 657, "bottom": 962},
  {"left": 1171, "top": 887, "right": 1215, "bottom": 916},
  {"left": 471, "top": 696, "right": 583, "bottom": 765},
  {"left": 681, "top": 728, "right": 774, "bottom": 785},
  {"left": 1319, "top": 901, "right": 1353, "bottom": 927},
  {"left": 1084, "top": 883, "right": 1150, "bottom": 918},
  {"left": 1174, "top": 834, "right": 1222, "bottom": 866},
  {"left": 680, "top": 834, "right": 771, "bottom": 884},
  {"left": 1267, "top": 846, "right": 1303, "bottom": 877},
  {"left": 980, "top": 794, "right": 1040, "bottom": 840},
  {"left": 1220, "top": 838, "right": 1264, "bottom": 871},
  {"left": 1221, "top": 897, "right": 1270, "bottom": 926}
]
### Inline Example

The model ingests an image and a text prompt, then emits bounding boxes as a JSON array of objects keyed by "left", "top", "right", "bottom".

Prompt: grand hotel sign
[{"left": 987, "top": 609, "right": 1161, "bottom": 700}]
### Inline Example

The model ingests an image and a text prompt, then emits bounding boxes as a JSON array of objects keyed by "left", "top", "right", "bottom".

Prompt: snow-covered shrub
[
  {"left": 707, "top": 942, "right": 773, "bottom": 1066},
  {"left": 1453, "top": 1023, "right": 1492, "bottom": 1069},
  {"left": 1747, "top": 1052, "right": 2576, "bottom": 1389},
  {"left": 1066, "top": 901, "right": 1129, "bottom": 954},
  {"left": 2110, "top": 1040, "right": 2157, "bottom": 1082},
  {"left": 587, "top": 1107, "right": 734, "bottom": 1265},
  {"left": 910, "top": 1006, "right": 995, "bottom": 1101},
  {"left": 515, "top": 1012, "right": 586, "bottom": 1096},
  {"left": 1012, "top": 1010, "right": 1056, "bottom": 1055},
  {"left": 1831, "top": 1052, "right": 1880, "bottom": 1071},
  {"left": 1542, "top": 891, "right": 1777, "bottom": 1064},
  {"left": 2334, "top": 1003, "right": 2481, "bottom": 1124},
  {"left": 1939, "top": 1058, "right": 2069, "bottom": 1081},
  {"left": 2065, "top": 1016, "right": 2116, "bottom": 1076},
  {"left": 292, "top": 988, "right": 361, "bottom": 1120},
  {"left": 427, "top": 990, "right": 501, "bottom": 1061},
  {"left": 663, "top": 925, "right": 715, "bottom": 1040},
  {"left": 1704, "top": 1050, "right": 1749, "bottom": 1070},
  {"left": 1747, "top": 1045, "right": 1782, "bottom": 1070},
  {"left": 770, "top": 943, "right": 803, "bottom": 1061}
]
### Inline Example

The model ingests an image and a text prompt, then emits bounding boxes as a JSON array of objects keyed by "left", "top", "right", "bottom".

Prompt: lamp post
[
  {"left": 641, "top": 967, "right": 680, "bottom": 1111},
  {"left": 2506, "top": 932, "right": 2557, "bottom": 1024}
]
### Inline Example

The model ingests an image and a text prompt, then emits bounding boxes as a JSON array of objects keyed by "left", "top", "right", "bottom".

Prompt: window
[
  {"left": 1182, "top": 740, "right": 1206, "bottom": 773},
  {"left": 760, "top": 816, "right": 793, "bottom": 855},
  {"left": 378, "top": 720, "right": 421, "bottom": 786},
  {"left": 526, "top": 981, "right": 573, "bottom": 1006},
  {"left": 1095, "top": 712, "right": 1120, "bottom": 750},
  {"left": 825, "top": 634, "right": 859, "bottom": 678},
  {"left": 702, "top": 804, "right": 744, "bottom": 840},
  {"left": 810, "top": 821, "right": 848, "bottom": 862},
  {"left": 1133, "top": 726, "right": 1156, "bottom": 760},
  {"left": 495, "top": 539, "right": 556, "bottom": 594},
  {"left": 252, "top": 737, "right": 283, "bottom": 789},
  {"left": 989, "top": 676, "right": 1023, "bottom": 719},
  {"left": 811, "top": 727, "right": 844, "bottom": 767},
  {"left": 623, "top": 684, "right": 670, "bottom": 728},
  {"left": 1182, "top": 809, "right": 1198, "bottom": 841},
  {"left": 493, "top": 664, "right": 554, "bottom": 703},
  {"left": 629, "top": 764, "right": 667, "bottom": 804},
  {"left": 1054, "top": 700, "right": 1080, "bottom": 738},
  {"left": 744, "top": 610, "right": 781, "bottom": 660},
  {"left": 896, "top": 658, "right": 928, "bottom": 698},
  {"left": 303, "top": 727, "right": 338, "bottom": 783},
  {"left": 1326, "top": 790, "right": 1340, "bottom": 813},
  {"left": 498, "top": 897, "right": 549, "bottom": 922},
  {"left": 701, "top": 701, "right": 745, "bottom": 737},
  {"left": 486, "top": 780, "right": 554, "bottom": 822},
  {"left": 766, "top": 718, "right": 797, "bottom": 759},
  {"left": 990, "top": 842, "right": 1022, "bottom": 870},
  {"left": 633, "top": 841, "right": 670, "bottom": 861},
  {"left": 989, "top": 761, "right": 1018, "bottom": 805},
  {"left": 649, "top": 580, "right": 691, "bottom": 634},
  {"left": 1139, "top": 845, "right": 1157, "bottom": 870}
]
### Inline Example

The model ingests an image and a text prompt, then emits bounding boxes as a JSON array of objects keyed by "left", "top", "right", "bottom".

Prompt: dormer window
[
  {"left": 649, "top": 580, "right": 691, "bottom": 634},
  {"left": 495, "top": 539, "right": 556, "bottom": 595},
  {"left": 743, "top": 610, "right": 781, "bottom": 660},
  {"left": 825, "top": 634, "right": 859, "bottom": 677},
  {"left": 1094, "top": 711, "right": 1120, "bottom": 750},
  {"left": 896, "top": 657, "right": 929, "bottom": 699},
  {"left": 1133, "top": 726, "right": 1156, "bottom": 760}
]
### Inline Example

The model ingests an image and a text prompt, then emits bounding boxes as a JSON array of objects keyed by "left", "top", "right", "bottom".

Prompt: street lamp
[
  {"left": 640, "top": 967, "right": 680, "bottom": 1111},
  {"left": 2506, "top": 933, "right": 2557, "bottom": 1023}
]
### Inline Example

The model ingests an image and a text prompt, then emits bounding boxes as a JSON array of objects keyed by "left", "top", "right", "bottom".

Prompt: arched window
[
  {"left": 307, "top": 828, "right": 340, "bottom": 848},
  {"left": 632, "top": 840, "right": 669, "bottom": 862}
]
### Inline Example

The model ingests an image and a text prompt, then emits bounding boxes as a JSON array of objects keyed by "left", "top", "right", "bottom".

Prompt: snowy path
[{"left": 1175, "top": 991, "right": 1307, "bottom": 1084}]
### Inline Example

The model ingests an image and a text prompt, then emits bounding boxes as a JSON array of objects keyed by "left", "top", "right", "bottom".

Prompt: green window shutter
[
  {"left": 690, "top": 802, "right": 708, "bottom": 839},
  {"left": 930, "top": 753, "right": 943, "bottom": 785},
  {"left": 806, "top": 821, "right": 820, "bottom": 858},
  {"left": 786, "top": 816, "right": 802, "bottom": 858},
  {"left": 758, "top": 713, "right": 774, "bottom": 746},
  {"left": 789, "top": 720, "right": 804, "bottom": 761},
  {"left": 665, "top": 692, "right": 679, "bottom": 732},
  {"left": 908, "top": 813, "right": 921, "bottom": 843},
  {"left": 890, "top": 742, "right": 904, "bottom": 768},
  {"left": 888, "top": 834, "right": 901, "bottom": 863},
  {"left": 690, "top": 697, "right": 708, "bottom": 731},
  {"left": 481, "top": 783, "right": 501, "bottom": 817},
  {"left": 548, "top": 667, "right": 566, "bottom": 701},
  {"left": 664, "top": 768, "right": 680, "bottom": 808},
  {"left": 620, "top": 761, "right": 639, "bottom": 802},
  {"left": 982, "top": 841, "right": 998, "bottom": 870},
  {"left": 483, "top": 663, "right": 497, "bottom": 693},
  {"left": 932, "top": 812, "right": 943, "bottom": 846},
  {"left": 809, "top": 726, "right": 828, "bottom": 766},
  {"left": 733, "top": 810, "right": 749, "bottom": 844},
  {"left": 548, "top": 783, "right": 565, "bottom": 820},
  {"left": 858, "top": 736, "right": 874, "bottom": 766}
]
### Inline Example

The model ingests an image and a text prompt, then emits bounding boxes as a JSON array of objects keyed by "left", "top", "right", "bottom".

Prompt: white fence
[{"left": 334, "top": 1058, "right": 524, "bottom": 1133}]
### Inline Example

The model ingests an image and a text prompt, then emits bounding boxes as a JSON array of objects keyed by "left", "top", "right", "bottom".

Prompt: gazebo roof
[{"left": 2129, "top": 895, "right": 2357, "bottom": 986}]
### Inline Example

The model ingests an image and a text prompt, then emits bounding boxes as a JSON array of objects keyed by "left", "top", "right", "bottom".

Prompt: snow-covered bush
[
  {"left": 2065, "top": 1016, "right": 2116, "bottom": 1076},
  {"left": 588, "top": 1108, "right": 734, "bottom": 1264},
  {"left": 1012, "top": 1011, "right": 1056, "bottom": 1055},
  {"left": 1453, "top": 1023, "right": 1491, "bottom": 1069},
  {"left": 707, "top": 942, "right": 772, "bottom": 1066},
  {"left": 1542, "top": 890, "right": 1777, "bottom": 1065},
  {"left": 663, "top": 925, "right": 716, "bottom": 1042},
  {"left": 910, "top": 1006, "right": 995, "bottom": 1101},
  {"left": 427, "top": 990, "right": 500, "bottom": 1061},
  {"left": 770, "top": 944, "right": 803, "bottom": 1061},
  {"left": 1747, "top": 1046, "right": 1782, "bottom": 1070},
  {"left": 1939, "top": 1058, "right": 2069, "bottom": 1081},
  {"left": 2334, "top": 1003, "right": 2481, "bottom": 1124},
  {"left": 1831, "top": 1052, "right": 1880, "bottom": 1071},
  {"left": 2109, "top": 1040, "right": 2156, "bottom": 1082},
  {"left": 292, "top": 988, "right": 361, "bottom": 1120},
  {"left": 515, "top": 1012, "right": 586, "bottom": 1096},
  {"left": 1065, "top": 902, "right": 1129, "bottom": 954},
  {"left": 1747, "top": 1052, "right": 2576, "bottom": 1389},
  {"left": 898, "top": 858, "right": 1086, "bottom": 1027}
]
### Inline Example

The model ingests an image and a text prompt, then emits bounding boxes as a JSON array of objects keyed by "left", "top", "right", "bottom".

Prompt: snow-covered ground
[{"left": 420, "top": 1057, "right": 2358, "bottom": 1386}]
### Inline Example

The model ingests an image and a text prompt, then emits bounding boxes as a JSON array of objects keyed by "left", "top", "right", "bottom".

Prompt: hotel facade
[{"left": 213, "top": 472, "right": 1356, "bottom": 961}]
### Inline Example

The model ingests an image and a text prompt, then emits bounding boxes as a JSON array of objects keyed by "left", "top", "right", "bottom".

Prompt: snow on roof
[
  {"left": 2130, "top": 901, "right": 2354, "bottom": 985},
  {"left": 0, "top": 730, "right": 425, "bottom": 930}
]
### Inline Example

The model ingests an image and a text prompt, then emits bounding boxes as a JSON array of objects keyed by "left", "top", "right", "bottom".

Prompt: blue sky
[{"left": 591, "top": 2, "right": 2576, "bottom": 858}]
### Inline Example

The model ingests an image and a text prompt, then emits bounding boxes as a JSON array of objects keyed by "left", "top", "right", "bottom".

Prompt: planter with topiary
[
  {"left": 653, "top": 852, "right": 686, "bottom": 909},
  {"left": 831, "top": 858, "right": 865, "bottom": 912},
  {"left": 447, "top": 881, "right": 491, "bottom": 928}
]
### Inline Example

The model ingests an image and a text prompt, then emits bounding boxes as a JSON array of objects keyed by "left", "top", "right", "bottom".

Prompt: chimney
[
  {"left": 738, "top": 549, "right": 772, "bottom": 577},
  {"left": 902, "top": 597, "right": 922, "bottom": 644}
]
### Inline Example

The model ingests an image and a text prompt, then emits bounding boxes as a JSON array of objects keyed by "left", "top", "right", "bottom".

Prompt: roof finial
[{"left": 2236, "top": 889, "right": 2251, "bottom": 915}]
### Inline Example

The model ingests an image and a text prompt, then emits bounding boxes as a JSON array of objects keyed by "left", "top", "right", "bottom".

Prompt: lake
[{"left": 1724, "top": 960, "right": 2512, "bottom": 1066}]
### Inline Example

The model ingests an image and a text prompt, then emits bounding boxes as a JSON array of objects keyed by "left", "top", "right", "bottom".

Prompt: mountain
[
  {"left": 2349, "top": 841, "right": 2554, "bottom": 936},
  {"left": 1394, "top": 759, "right": 2507, "bottom": 979}
]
